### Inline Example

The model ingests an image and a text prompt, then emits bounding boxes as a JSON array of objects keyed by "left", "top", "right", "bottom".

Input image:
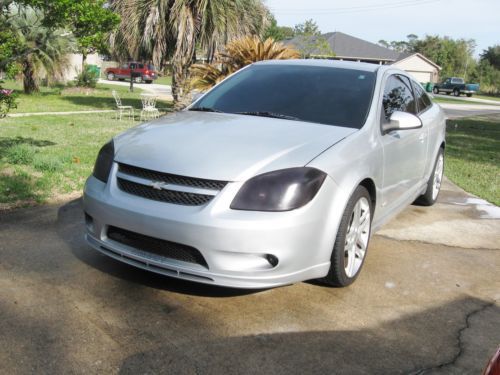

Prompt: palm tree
[
  {"left": 110, "top": 0, "right": 269, "bottom": 106},
  {"left": 8, "top": 6, "right": 75, "bottom": 94},
  {"left": 190, "top": 36, "right": 300, "bottom": 91},
  {"left": 169, "top": 0, "right": 268, "bottom": 106}
]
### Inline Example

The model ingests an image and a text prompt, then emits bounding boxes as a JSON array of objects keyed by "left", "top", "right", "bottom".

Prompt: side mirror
[{"left": 382, "top": 111, "right": 422, "bottom": 134}]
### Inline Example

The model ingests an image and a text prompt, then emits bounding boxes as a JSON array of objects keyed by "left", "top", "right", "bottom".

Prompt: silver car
[{"left": 83, "top": 60, "right": 445, "bottom": 288}]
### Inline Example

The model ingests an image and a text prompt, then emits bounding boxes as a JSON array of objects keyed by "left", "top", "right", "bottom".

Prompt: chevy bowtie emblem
[{"left": 150, "top": 181, "right": 165, "bottom": 190}]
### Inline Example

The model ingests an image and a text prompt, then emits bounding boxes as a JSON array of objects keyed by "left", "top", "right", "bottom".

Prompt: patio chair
[
  {"left": 140, "top": 94, "right": 160, "bottom": 121},
  {"left": 112, "top": 90, "right": 134, "bottom": 120}
]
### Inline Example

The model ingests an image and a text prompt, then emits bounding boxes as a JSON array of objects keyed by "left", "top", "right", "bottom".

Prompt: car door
[
  {"left": 412, "top": 80, "right": 440, "bottom": 174},
  {"left": 117, "top": 63, "right": 129, "bottom": 78},
  {"left": 379, "top": 74, "right": 428, "bottom": 214},
  {"left": 442, "top": 78, "right": 452, "bottom": 93}
]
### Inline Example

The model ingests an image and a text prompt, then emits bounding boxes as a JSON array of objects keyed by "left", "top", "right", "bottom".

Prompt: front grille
[
  {"left": 118, "top": 163, "right": 227, "bottom": 190},
  {"left": 107, "top": 226, "right": 208, "bottom": 268},
  {"left": 117, "top": 178, "right": 213, "bottom": 206}
]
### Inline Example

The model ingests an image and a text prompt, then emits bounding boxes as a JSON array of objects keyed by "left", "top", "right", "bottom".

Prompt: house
[
  {"left": 62, "top": 53, "right": 103, "bottom": 81},
  {"left": 285, "top": 31, "right": 441, "bottom": 83}
]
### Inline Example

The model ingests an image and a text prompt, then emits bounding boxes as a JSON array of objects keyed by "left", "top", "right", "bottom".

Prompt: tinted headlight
[
  {"left": 230, "top": 167, "right": 326, "bottom": 212},
  {"left": 93, "top": 140, "right": 114, "bottom": 183}
]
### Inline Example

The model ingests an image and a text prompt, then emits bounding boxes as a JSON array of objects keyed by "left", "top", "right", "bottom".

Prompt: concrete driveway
[
  {"left": 0, "top": 179, "right": 499, "bottom": 374},
  {"left": 439, "top": 102, "right": 500, "bottom": 119}
]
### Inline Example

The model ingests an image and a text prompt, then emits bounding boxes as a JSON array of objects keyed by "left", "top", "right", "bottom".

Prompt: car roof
[{"left": 254, "top": 59, "right": 382, "bottom": 72}]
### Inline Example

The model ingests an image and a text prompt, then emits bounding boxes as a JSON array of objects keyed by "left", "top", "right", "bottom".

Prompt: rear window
[{"left": 192, "top": 64, "right": 376, "bottom": 129}]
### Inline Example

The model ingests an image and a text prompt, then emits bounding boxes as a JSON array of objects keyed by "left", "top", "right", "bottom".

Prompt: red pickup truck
[{"left": 105, "top": 62, "right": 158, "bottom": 84}]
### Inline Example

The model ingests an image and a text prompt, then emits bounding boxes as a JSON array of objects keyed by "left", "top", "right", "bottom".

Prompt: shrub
[
  {"left": 75, "top": 65, "right": 99, "bottom": 88},
  {"left": 5, "top": 143, "right": 36, "bottom": 164},
  {"left": 190, "top": 37, "right": 300, "bottom": 91},
  {"left": 0, "top": 81, "right": 17, "bottom": 118}
]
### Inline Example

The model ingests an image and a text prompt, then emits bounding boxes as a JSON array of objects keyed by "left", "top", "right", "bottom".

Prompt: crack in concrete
[{"left": 408, "top": 300, "right": 497, "bottom": 375}]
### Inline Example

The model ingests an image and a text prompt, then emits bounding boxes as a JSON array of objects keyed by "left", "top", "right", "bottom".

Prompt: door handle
[{"left": 418, "top": 133, "right": 426, "bottom": 142}]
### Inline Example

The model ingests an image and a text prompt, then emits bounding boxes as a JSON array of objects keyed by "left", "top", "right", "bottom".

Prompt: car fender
[{"left": 308, "top": 128, "right": 383, "bottom": 230}]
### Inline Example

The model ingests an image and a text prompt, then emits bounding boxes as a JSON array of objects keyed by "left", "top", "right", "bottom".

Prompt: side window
[
  {"left": 138, "top": 63, "right": 144, "bottom": 69},
  {"left": 381, "top": 75, "right": 417, "bottom": 122},
  {"left": 129, "top": 63, "right": 136, "bottom": 69},
  {"left": 413, "top": 82, "right": 432, "bottom": 113}
]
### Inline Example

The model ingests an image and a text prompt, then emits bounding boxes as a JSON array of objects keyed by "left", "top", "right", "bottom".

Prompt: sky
[{"left": 265, "top": 0, "right": 500, "bottom": 57}]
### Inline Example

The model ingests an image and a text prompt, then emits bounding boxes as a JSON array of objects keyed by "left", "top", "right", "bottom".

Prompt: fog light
[{"left": 265, "top": 254, "right": 279, "bottom": 267}]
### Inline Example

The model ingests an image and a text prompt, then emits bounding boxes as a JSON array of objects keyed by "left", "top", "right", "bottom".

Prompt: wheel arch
[{"left": 359, "top": 178, "right": 376, "bottom": 214}]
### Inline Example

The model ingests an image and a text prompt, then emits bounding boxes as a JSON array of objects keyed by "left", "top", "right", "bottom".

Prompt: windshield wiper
[
  {"left": 234, "top": 111, "right": 300, "bottom": 121},
  {"left": 189, "top": 107, "right": 223, "bottom": 113}
]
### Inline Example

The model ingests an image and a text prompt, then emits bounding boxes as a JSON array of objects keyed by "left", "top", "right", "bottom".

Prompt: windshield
[{"left": 191, "top": 64, "right": 376, "bottom": 128}]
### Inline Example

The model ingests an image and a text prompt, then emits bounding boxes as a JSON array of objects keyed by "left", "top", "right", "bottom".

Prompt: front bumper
[{"left": 83, "top": 166, "right": 343, "bottom": 288}]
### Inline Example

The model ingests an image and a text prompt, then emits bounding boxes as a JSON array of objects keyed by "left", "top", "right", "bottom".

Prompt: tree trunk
[
  {"left": 171, "top": 6, "right": 197, "bottom": 110},
  {"left": 82, "top": 50, "right": 88, "bottom": 73},
  {"left": 22, "top": 59, "right": 38, "bottom": 94}
]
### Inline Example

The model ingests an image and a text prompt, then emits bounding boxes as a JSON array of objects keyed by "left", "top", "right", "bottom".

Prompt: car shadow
[{"left": 56, "top": 198, "right": 270, "bottom": 298}]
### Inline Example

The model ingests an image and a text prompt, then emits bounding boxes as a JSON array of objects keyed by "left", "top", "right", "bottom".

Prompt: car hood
[{"left": 114, "top": 111, "right": 357, "bottom": 181}]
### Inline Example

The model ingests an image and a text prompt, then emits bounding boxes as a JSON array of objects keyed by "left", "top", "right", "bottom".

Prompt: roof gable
[{"left": 394, "top": 52, "right": 442, "bottom": 70}]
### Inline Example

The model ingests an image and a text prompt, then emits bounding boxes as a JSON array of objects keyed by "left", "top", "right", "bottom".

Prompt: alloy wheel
[
  {"left": 344, "top": 197, "right": 371, "bottom": 278},
  {"left": 432, "top": 153, "right": 444, "bottom": 200}
]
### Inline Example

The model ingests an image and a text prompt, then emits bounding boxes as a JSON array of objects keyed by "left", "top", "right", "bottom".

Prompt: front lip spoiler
[
  {"left": 86, "top": 234, "right": 215, "bottom": 284},
  {"left": 84, "top": 233, "right": 331, "bottom": 289}
]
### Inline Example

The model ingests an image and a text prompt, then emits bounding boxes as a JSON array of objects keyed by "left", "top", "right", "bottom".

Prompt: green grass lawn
[
  {"left": 3, "top": 80, "right": 172, "bottom": 113},
  {"left": 445, "top": 114, "right": 499, "bottom": 205},
  {"left": 155, "top": 75, "right": 172, "bottom": 85},
  {"left": 0, "top": 114, "right": 136, "bottom": 209}
]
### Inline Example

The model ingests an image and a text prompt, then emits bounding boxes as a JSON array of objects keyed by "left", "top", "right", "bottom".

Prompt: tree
[
  {"left": 413, "top": 36, "right": 476, "bottom": 78},
  {"left": 263, "top": 14, "right": 294, "bottom": 41},
  {"left": 7, "top": 6, "right": 75, "bottom": 93},
  {"left": 378, "top": 40, "right": 390, "bottom": 48},
  {"left": 1, "top": 1, "right": 118, "bottom": 71},
  {"left": 190, "top": 36, "right": 300, "bottom": 91},
  {"left": 293, "top": 19, "right": 321, "bottom": 36},
  {"left": 480, "top": 45, "right": 500, "bottom": 70},
  {"left": 111, "top": 0, "right": 270, "bottom": 107}
]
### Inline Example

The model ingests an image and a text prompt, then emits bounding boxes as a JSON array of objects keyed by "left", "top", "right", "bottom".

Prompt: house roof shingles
[{"left": 286, "top": 31, "right": 404, "bottom": 61}]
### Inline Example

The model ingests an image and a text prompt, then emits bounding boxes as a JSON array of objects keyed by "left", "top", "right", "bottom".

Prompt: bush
[
  {"left": 0, "top": 81, "right": 17, "bottom": 118},
  {"left": 75, "top": 65, "right": 99, "bottom": 88},
  {"left": 5, "top": 143, "right": 36, "bottom": 164}
]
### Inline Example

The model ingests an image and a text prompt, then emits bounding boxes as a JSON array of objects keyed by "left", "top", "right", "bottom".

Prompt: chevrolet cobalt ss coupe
[{"left": 83, "top": 60, "right": 445, "bottom": 288}]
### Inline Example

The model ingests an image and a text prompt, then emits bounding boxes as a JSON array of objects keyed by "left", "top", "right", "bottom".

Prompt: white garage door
[{"left": 406, "top": 71, "right": 432, "bottom": 83}]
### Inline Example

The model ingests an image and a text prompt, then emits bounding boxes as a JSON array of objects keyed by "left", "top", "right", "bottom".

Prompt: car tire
[
  {"left": 321, "top": 185, "right": 372, "bottom": 287},
  {"left": 453, "top": 88, "right": 460, "bottom": 97},
  {"left": 145, "top": 80, "right": 153, "bottom": 84},
  {"left": 466, "top": 93, "right": 472, "bottom": 97},
  {"left": 433, "top": 87, "right": 439, "bottom": 95},
  {"left": 414, "top": 148, "right": 444, "bottom": 206},
  {"left": 107, "top": 72, "right": 115, "bottom": 81}
]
